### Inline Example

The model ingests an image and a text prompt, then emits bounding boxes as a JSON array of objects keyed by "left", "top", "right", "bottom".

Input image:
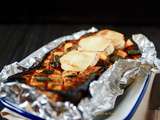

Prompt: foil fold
[
  {"left": 78, "top": 59, "right": 141, "bottom": 119},
  {"left": 0, "top": 27, "right": 98, "bottom": 81},
  {"left": 0, "top": 28, "right": 160, "bottom": 120},
  {"left": 132, "top": 34, "right": 160, "bottom": 71},
  {"left": 0, "top": 82, "right": 82, "bottom": 120}
]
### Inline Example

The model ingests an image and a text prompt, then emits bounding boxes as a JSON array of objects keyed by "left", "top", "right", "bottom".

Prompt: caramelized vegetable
[
  {"left": 116, "top": 50, "right": 127, "bottom": 58},
  {"left": 125, "top": 39, "right": 134, "bottom": 48},
  {"left": 64, "top": 42, "right": 73, "bottom": 51},
  {"left": 99, "top": 52, "right": 107, "bottom": 60},
  {"left": 130, "top": 54, "right": 141, "bottom": 59}
]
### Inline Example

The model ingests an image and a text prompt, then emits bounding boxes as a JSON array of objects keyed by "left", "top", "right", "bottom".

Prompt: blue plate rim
[
  {"left": 124, "top": 74, "right": 150, "bottom": 120},
  {"left": 0, "top": 98, "right": 44, "bottom": 120},
  {"left": 0, "top": 74, "right": 150, "bottom": 120}
]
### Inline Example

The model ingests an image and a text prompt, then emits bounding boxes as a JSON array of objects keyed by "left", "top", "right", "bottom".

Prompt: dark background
[
  {"left": 0, "top": 1, "right": 159, "bottom": 25},
  {"left": 0, "top": 0, "right": 160, "bottom": 68},
  {"left": 0, "top": 1, "right": 160, "bottom": 119}
]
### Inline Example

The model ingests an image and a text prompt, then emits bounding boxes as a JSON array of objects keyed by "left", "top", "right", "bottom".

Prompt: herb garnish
[
  {"left": 42, "top": 69, "right": 54, "bottom": 74},
  {"left": 65, "top": 74, "right": 77, "bottom": 78},
  {"left": 127, "top": 50, "right": 141, "bottom": 55},
  {"left": 88, "top": 72, "right": 97, "bottom": 79},
  {"left": 35, "top": 76, "right": 51, "bottom": 82},
  {"left": 51, "top": 55, "right": 61, "bottom": 67}
]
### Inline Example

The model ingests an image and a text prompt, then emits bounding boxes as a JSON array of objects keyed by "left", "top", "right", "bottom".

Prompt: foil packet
[{"left": 0, "top": 28, "right": 160, "bottom": 120}]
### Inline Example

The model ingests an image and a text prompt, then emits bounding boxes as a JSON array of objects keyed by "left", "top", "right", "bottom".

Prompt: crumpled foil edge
[
  {"left": 0, "top": 28, "right": 160, "bottom": 120},
  {"left": 132, "top": 34, "right": 160, "bottom": 71},
  {"left": 0, "top": 27, "right": 97, "bottom": 81}
]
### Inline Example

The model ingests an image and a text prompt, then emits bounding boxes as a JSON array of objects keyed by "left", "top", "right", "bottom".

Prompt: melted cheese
[
  {"left": 78, "top": 35, "right": 114, "bottom": 55},
  {"left": 60, "top": 50, "right": 98, "bottom": 71},
  {"left": 97, "top": 30, "right": 125, "bottom": 49},
  {"left": 60, "top": 30, "right": 125, "bottom": 71}
]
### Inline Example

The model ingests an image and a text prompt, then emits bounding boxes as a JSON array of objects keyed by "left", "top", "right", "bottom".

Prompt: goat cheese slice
[
  {"left": 60, "top": 50, "right": 98, "bottom": 71},
  {"left": 97, "top": 29, "right": 125, "bottom": 49},
  {"left": 78, "top": 35, "right": 114, "bottom": 55}
]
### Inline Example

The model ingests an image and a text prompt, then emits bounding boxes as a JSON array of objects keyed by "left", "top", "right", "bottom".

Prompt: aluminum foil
[
  {"left": 78, "top": 60, "right": 151, "bottom": 120},
  {"left": 0, "top": 27, "right": 97, "bottom": 81},
  {"left": 132, "top": 34, "right": 160, "bottom": 71},
  {"left": 0, "top": 82, "right": 82, "bottom": 120},
  {"left": 0, "top": 27, "right": 160, "bottom": 120}
]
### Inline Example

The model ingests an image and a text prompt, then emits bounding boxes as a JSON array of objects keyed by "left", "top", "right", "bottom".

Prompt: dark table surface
[{"left": 0, "top": 24, "right": 160, "bottom": 118}]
